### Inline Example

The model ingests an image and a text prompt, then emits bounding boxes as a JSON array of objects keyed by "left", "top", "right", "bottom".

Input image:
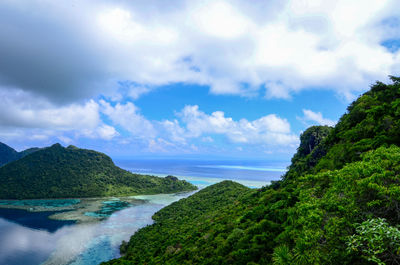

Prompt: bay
[{"left": 0, "top": 159, "right": 286, "bottom": 265}]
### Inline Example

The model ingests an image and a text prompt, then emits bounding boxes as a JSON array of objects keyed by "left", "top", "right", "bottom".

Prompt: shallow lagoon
[{"left": 0, "top": 192, "right": 196, "bottom": 265}]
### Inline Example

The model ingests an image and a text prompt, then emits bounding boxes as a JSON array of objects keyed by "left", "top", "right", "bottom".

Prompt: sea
[{"left": 0, "top": 159, "right": 287, "bottom": 265}]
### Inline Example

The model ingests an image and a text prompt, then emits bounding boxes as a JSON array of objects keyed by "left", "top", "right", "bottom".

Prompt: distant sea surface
[
  {"left": 0, "top": 159, "right": 287, "bottom": 265},
  {"left": 115, "top": 159, "right": 288, "bottom": 188}
]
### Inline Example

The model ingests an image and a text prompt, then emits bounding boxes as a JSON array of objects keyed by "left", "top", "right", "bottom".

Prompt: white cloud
[
  {"left": 96, "top": 101, "right": 298, "bottom": 150},
  {"left": 58, "top": 136, "right": 73, "bottom": 145},
  {"left": 99, "top": 100, "right": 156, "bottom": 139},
  {"left": 128, "top": 85, "right": 152, "bottom": 100},
  {"left": 192, "top": 1, "right": 251, "bottom": 39},
  {"left": 0, "top": 87, "right": 119, "bottom": 142},
  {"left": 301, "top": 109, "right": 336, "bottom": 126},
  {"left": 97, "top": 124, "right": 119, "bottom": 140},
  {"left": 160, "top": 119, "right": 187, "bottom": 144},
  {"left": 0, "top": 0, "right": 398, "bottom": 104},
  {"left": 0, "top": 87, "right": 100, "bottom": 130},
  {"left": 201, "top": 136, "right": 214, "bottom": 143},
  {"left": 80, "top": 124, "right": 120, "bottom": 140},
  {"left": 177, "top": 105, "right": 298, "bottom": 146}
]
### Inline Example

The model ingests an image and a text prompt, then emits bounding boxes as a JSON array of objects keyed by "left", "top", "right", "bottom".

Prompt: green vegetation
[
  {"left": 104, "top": 77, "right": 400, "bottom": 265},
  {"left": 284, "top": 125, "right": 333, "bottom": 180},
  {"left": 0, "top": 143, "right": 196, "bottom": 199},
  {"left": 347, "top": 218, "right": 400, "bottom": 264},
  {"left": 111, "top": 181, "right": 252, "bottom": 264},
  {"left": 286, "top": 76, "right": 400, "bottom": 178},
  {"left": 0, "top": 142, "right": 39, "bottom": 167}
]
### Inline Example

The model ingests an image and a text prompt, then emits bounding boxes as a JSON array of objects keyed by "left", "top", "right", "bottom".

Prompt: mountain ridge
[{"left": 0, "top": 142, "right": 40, "bottom": 167}]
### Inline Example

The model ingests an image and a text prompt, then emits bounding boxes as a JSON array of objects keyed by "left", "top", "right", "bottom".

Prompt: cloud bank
[
  {"left": 0, "top": 0, "right": 399, "bottom": 104},
  {"left": 0, "top": 0, "right": 399, "bottom": 156}
]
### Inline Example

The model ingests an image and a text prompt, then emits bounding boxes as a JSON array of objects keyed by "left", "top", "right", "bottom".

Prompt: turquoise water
[
  {"left": 84, "top": 200, "right": 131, "bottom": 218},
  {"left": 0, "top": 199, "right": 81, "bottom": 208}
]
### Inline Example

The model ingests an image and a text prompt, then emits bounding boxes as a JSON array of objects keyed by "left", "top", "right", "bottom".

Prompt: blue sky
[{"left": 0, "top": 0, "right": 399, "bottom": 161}]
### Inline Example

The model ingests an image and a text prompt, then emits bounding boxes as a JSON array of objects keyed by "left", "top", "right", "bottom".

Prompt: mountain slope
[
  {"left": 0, "top": 142, "right": 40, "bottom": 167},
  {"left": 0, "top": 142, "right": 20, "bottom": 166},
  {"left": 106, "top": 181, "right": 253, "bottom": 265},
  {"left": 285, "top": 76, "right": 400, "bottom": 180},
  {"left": 0, "top": 143, "right": 196, "bottom": 199},
  {"left": 104, "top": 77, "right": 400, "bottom": 265}
]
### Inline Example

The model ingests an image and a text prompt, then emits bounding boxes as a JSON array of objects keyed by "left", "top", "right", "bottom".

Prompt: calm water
[
  {"left": 0, "top": 159, "right": 287, "bottom": 265},
  {"left": 115, "top": 159, "right": 287, "bottom": 187}
]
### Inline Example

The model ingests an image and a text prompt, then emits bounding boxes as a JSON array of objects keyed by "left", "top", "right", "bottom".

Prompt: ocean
[{"left": 115, "top": 159, "right": 287, "bottom": 188}]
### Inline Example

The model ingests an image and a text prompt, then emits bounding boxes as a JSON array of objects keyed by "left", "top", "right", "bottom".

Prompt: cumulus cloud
[
  {"left": 0, "top": 0, "right": 399, "bottom": 105},
  {"left": 160, "top": 119, "right": 187, "bottom": 144},
  {"left": 175, "top": 105, "right": 298, "bottom": 146},
  {"left": 96, "top": 101, "right": 298, "bottom": 149},
  {"left": 0, "top": 87, "right": 99, "bottom": 130},
  {"left": 99, "top": 100, "right": 156, "bottom": 139},
  {"left": 301, "top": 109, "right": 336, "bottom": 126},
  {"left": 97, "top": 124, "right": 119, "bottom": 140},
  {"left": 0, "top": 87, "right": 118, "bottom": 142}
]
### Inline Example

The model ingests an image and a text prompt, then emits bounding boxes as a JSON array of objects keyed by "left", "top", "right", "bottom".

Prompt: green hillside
[
  {"left": 285, "top": 76, "right": 400, "bottom": 180},
  {"left": 104, "top": 77, "right": 400, "bottom": 265},
  {"left": 0, "top": 143, "right": 196, "bottom": 199}
]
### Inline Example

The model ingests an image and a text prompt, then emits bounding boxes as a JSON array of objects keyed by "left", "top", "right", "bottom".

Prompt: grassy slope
[
  {"left": 0, "top": 143, "right": 196, "bottom": 199},
  {"left": 104, "top": 77, "right": 400, "bottom": 265}
]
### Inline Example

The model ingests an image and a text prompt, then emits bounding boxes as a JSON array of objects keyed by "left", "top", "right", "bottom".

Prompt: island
[
  {"left": 0, "top": 143, "right": 196, "bottom": 200},
  {"left": 0, "top": 143, "right": 197, "bottom": 222}
]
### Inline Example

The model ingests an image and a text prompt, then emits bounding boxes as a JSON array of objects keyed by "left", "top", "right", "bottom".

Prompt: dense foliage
[
  {"left": 107, "top": 181, "right": 252, "bottom": 264},
  {"left": 103, "top": 77, "right": 400, "bottom": 265},
  {"left": 0, "top": 142, "right": 39, "bottom": 167},
  {"left": 284, "top": 125, "right": 333, "bottom": 180},
  {"left": 285, "top": 76, "right": 400, "bottom": 179},
  {"left": 0, "top": 143, "right": 196, "bottom": 199},
  {"left": 347, "top": 218, "right": 400, "bottom": 264}
]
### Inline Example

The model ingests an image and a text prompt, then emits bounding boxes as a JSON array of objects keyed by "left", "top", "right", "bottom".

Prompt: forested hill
[
  {"left": 104, "top": 77, "right": 400, "bottom": 265},
  {"left": 0, "top": 142, "right": 40, "bottom": 167},
  {"left": 285, "top": 76, "right": 400, "bottom": 180},
  {"left": 0, "top": 143, "right": 196, "bottom": 199},
  {"left": 106, "top": 181, "right": 253, "bottom": 265}
]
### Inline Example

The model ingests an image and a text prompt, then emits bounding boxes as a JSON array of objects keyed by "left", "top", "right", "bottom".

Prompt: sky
[{"left": 0, "top": 0, "right": 399, "bottom": 161}]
